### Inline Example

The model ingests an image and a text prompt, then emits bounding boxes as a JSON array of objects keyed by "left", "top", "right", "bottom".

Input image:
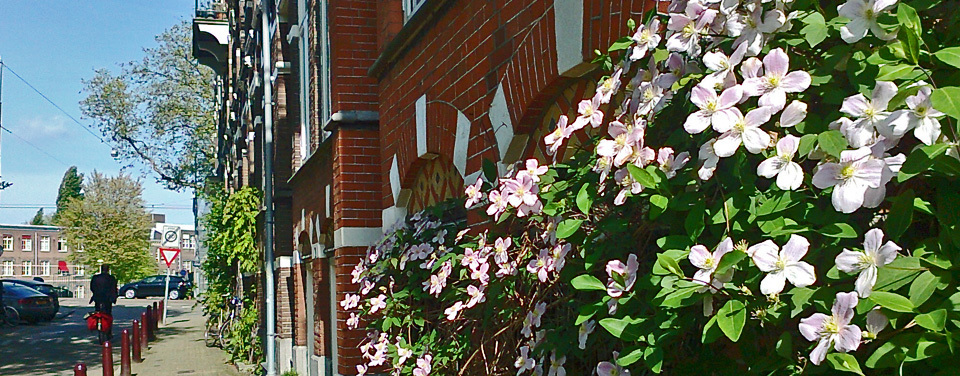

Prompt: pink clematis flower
[
  {"left": 606, "top": 254, "right": 639, "bottom": 298},
  {"left": 548, "top": 351, "right": 566, "bottom": 376},
  {"left": 684, "top": 84, "right": 743, "bottom": 134},
  {"left": 503, "top": 175, "right": 540, "bottom": 208},
  {"left": 701, "top": 42, "right": 747, "bottom": 91},
  {"left": 799, "top": 292, "right": 862, "bottom": 365},
  {"left": 515, "top": 346, "right": 536, "bottom": 374},
  {"left": 368, "top": 294, "right": 387, "bottom": 314},
  {"left": 347, "top": 312, "right": 360, "bottom": 329},
  {"left": 713, "top": 107, "right": 773, "bottom": 157},
  {"left": 838, "top": 0, "right": 897, "bottom": 43},
  {"left": 340, "top": 293, "right": 360, "bottom": 310},
  {"left": 812, "top": 147, "right": 884, "bottom": 213},
  {"left": 573, "top": 96, "right": 604, "bottom": 130},
  {"left": 657, "top": 147, "right": 690, "bottom": 178},
  {"left": 464, "top": 177, "right": 484, "bottom": 208},
  {"left": 730, "top": 6, "right": 785, "bottom": 56},
  {"left": 444, "top": 301, "right": 464, "bottom": 321},
  {"left": 757, "top": 135, "right": 804, "bottom": 190},
  {"left": 689, "top": 238, "right": 734, "bottom": 284},
  {"left": 742, "top": 48, "right": 811, "bottom": 111},
  {"left": 527, "top": 249, "right": 555, "bottom": 283},
  {"left": 629, "top": 18, "right": 661, "bottom": 61},
  {"left": 780, "top": 101, "right": 808, "bottom": 128},
  {"left": 597, "top": 121, "right": 644, "bottom": 167},
  {"left": 578, "top": 320, "right": 596, "bottom": 350},
  {"left": 613, "top": 169, "right": 643, "bottom": 206},
  {"left": 487, "top": 189, "right": 508, "bottom": 219},
  {"left": 666, "top": 1, "right": 718, "bottom": 56},
  {"left": 840, "top": 81, "right": 900, "bottom": 147},
  {"left": 413, "top": 354, "right": 432, "bottom": 376},
  {"left": 698, "top": 138, "right": 720, "bottom": 180},
  {"left": 835, "top": 228, "right": 900, "bottom": 297},
  {"left": 596, "top": 352, "right": 631, "bottom": 376},
  {"left": 748, "top": 235, "right": 817, "bottom": 295},
  {"left": 595, "top": 68, "right": 623, "bottom": 105},
  {"left": 519, "top": 159, "right": 549, "bottom": 182},
  {"left": 881, "top": 86, "right": 946, "bottom": 145},
  {"left": 544, "top": 115, "right": 572, "bottom": 156},
  {"left": 465, "top": 285, "right": 486, "bottom": 308}
]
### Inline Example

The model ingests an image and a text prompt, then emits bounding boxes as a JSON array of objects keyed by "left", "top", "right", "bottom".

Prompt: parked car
[
  {"left": 2, "top": 279, "right": 60, "bottom": 319},
  {"left": 0, "top": 281, "right": 57, "bottom": 324},
  {"left": 119, "top": 275, "right": 192, "bottom": 300}
]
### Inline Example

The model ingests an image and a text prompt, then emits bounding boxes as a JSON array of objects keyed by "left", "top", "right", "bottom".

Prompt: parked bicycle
[{"left": 204, "top": 295, "right": 242, "bottom": 348}]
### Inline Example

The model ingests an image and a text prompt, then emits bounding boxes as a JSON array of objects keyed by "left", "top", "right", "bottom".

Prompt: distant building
[
  {"left": 0, "top": 224, "right": 88, "bottom": 298},
  {"left": 148, "top": 214, "right": 199, "bottom": 275}
]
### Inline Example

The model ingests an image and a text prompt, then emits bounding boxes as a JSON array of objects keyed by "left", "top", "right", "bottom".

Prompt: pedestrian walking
[{"left": 90, "top": 265, "right": 118, "bottom": 315}]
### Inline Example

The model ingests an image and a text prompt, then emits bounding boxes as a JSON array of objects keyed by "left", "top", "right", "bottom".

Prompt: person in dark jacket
[{"left": 89, "top": 265, "right": 118, "bottom": 315}]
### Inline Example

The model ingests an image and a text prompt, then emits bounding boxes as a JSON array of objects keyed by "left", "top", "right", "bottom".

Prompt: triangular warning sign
[{"left": 160, "top": 248, "right": 181, "bottom": 268}]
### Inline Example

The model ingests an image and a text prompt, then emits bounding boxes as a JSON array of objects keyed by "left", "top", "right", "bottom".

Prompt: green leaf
[
  {"left": 576, "top": 183, "right": 593, "bottom": 215},
  {"left": 649, "top": 194, "right": 668, "bottom": 220},
  {"left": 656, "top": 253, "right": 684, "bottom": 277},
  {"left": 908, "top": 271, "right": 939, "bottom": 306},
  {"left": 818, "top": 130, "right": 849, "bottom": 158},
  {"left": 896, "top": 3, "right": 922, "bottom": 34},
  {"left": 826, "top": 353, "right": 865, "bottom": 375},
  {"left": 800, "top": 12, "right": 828, "bottom": 48},
  {"left": 627, "top": 164, "right": 657, "bottom": 189},
  {"left": 555, "top": 219, "right": 584, "bottom": 239},
  {"left": 702, "top": 315, "right": 724, "bottom": 344},
  {"left": 930, "top": 86, "right": 960, "bottom": 120},
  {"left": 876, "top": 64, "right": 916, "bottom": 81},
  {"left": 915, "top": 308, "right": 947, "bottom": 331},
  {"left": 599, "top": 316, "right": 644, "bottom": 340},
  {"left": 871, "top": 291, "right": 915, "bottom": 312},
  {"left": 576, "top": 301, "right": 603, "bottom": 325},
  {"left": 571, "top": 274, "right": 606, "bottom": 291},
  {"left": 755, "top": 191, "right": 799, "bottom": 217},
  {"left": 715, "top": 250, "right": 747, "bottom": 275},
  {"left": 717, "top": 300, "right": 746, "bottom": 342},
  {"left": 775, "top": 331, "right": 793, "bottom": 359},
  {"left": 885, "top": 189, "right": 914, "bottom": 241},
  {"left": 933, "top": 47, "right": 960, "bottom": 69},
  {"left": 644, "top": 346, "right": 663, "bottom": 374},
  {"left": 798, "top": 134, "right": 818, "bottom": 157},
  {"left": 685, "top": 202, "right": 706, "bottom": 239},
  {"left": 898, "top": 143, "right": 951, "bottom": 182},
  {"left": 482, "top": 159, "right": 499, "bottom": 183},
  {"left": 608, "top": 37, "right": 634, "bottom": 52},
  {"left": 617, "top": 347, "right": 645, "bottom": 367},
  {"left": 897, "top": 26, "right": 921, "bottom": 64},
  {"left": 821, "top": 223, "right": 859, "bottom": 238}
]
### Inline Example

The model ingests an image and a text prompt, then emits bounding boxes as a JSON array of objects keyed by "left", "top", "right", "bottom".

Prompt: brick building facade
[
  {"left": 0, "top": 224, "right": 89, "bottom": 298},
  {"left": 194, "top": 0, "right": 655, "bottom": 375}
]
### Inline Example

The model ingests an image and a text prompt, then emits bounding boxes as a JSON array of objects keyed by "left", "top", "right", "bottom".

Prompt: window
[
  {"left": 402, "top": 0, "right": 427, "bottom": 19},
  {"left": 40, "top": 236, "right": 51, "bottom": 252},
  {"left": 1, "top": 261, "right": 12, "bottom": 276},
  {"left": 21, "top": 235, "right": 32, "bottom": 252},
  {"left": 76, "top": 265, "right": 85, "bottom": 276},
  {"left": 39, "top": 261, "right": 50, "bottom": 276},
  {"left": 181, "top": 234, "right": 195, "bottom": 249},
  {"left": 2, "top": 235, "right": 12, "bottom": 252},
  {"left": 23, "top": 261, "right": 33, "bottom": 276},
  {"left": 58, "top": 238, "right": 67, "bottom": 252}
]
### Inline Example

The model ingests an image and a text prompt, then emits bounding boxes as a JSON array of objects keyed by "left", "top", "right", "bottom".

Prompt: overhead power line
[
  {"left": 0, "top": 62, "right": 107, "bottom": 143},
  {"left": 0, "top": 124, "right": 70, "bottom": 167}
]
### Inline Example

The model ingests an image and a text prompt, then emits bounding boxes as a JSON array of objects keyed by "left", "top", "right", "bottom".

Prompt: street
[{"left": 0, "top": 297, "right": 240, "bottom": 376}]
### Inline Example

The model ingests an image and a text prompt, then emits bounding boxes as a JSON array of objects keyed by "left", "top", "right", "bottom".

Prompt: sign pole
[{"left": 162, "top": 267, "right": 170, "bottom": 325}]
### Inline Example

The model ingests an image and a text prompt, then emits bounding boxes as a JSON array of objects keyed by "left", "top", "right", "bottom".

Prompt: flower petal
[
  {"left": 833, "top": 180, "right": 868, "bottom": 213},
  {"left": 841, "top": 94, "right": 870, "bottom": 117},
  {"left": 780, "top": 101, "right": 807, "bottom": 127},
  {"left": 835, "top": 324, "right": 862, "bottom": 352},
  {"left": 741, "top": 127, "right": 771, "bottom": 154},
  {"left": 863, "top": 228, "right": 884, "bottom": 254},
  {"left": 872, "top": 81, "right": 899, "bottom": 110},
  {"left": 799, "top": 313, "right": 829, "bottom": 341},
  {"left": 713, "top": 131, "right": 743, "bottom": 157},
  {"left": 750, "top": 240, "right": 780, "bottom": 271},
  {"left": 781, "top": 71, "right": 811, "bottom": 93},
  {"left": 810, "top": 338, "right": 831, "bottom": 365},
  {"left": 840, "top": 17, "right": 869, "bottom": 43},
  {"left": 763, "top": 48, "right": 789, "bottom": 78},
  {"left": 688, "top": 245, "right": 711, "bottom": 269},
  {"left": 876, "top": 241, "right": 901, "bottom": 266},
  {"left": 832, "top": 291, "right": 859, "bottom": 325},
  {"left": 757, "top": 157, "right": 783, "bottom": 178},
  {"left": 782, "top": 235, "right": 810, "bottom": 262},
  {"left": 777, "top": 162, "right": 804, "bottom": 190},
  {"left": 812, "top": 163, "right": 842, "bottom": 189},
  {"left": 835, "top": 249, "right": 865, "bottom": 273},
  {"left": 784, "top": 262, "right": 816, "bottom": 288},
  {"left": 760, "top": 271, "right": 787, "bottom": 295},
  {"left": 855, "top": 265, "right": 877, "bottom": 297},
  {"left": 684, "top": 111, "right": 713, "bottom": 134}
]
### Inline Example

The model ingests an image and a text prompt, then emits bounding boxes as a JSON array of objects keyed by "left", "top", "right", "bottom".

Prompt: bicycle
[
  {"left": 1, "top": 305, "right": 19, "bottom": 327},
  {"left": 204, "top": 295, "right": 242, "bottom": 348},
  {"left": 84, "top": 311, "right": 113, "bottom": 345}
]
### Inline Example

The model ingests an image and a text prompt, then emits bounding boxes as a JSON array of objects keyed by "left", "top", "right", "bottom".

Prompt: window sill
[{"left": 368, "top": 0, "right": 455, "bottom": 79}]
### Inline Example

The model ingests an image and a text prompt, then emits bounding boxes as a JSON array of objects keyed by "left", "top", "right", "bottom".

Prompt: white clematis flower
[
  {"left": 838, "top": 0, "right": 897, "bottom": 43},
  {"left": 812, "top": 147, "right": 884, "bottom": 213},
  {"left": 684, "top": 84, "right": 744, "bottom": 134},
  {"left": 840, "top": 81, "right": 900, "bottom": 147},
  {"left": 757, "top": 135, "right": 804, "bottom": 190},
  {"left": 742, "top": 48, "right": 811, "bottom": 111},
  {"left": 880, "top": 86, "right": 946, "bottom": 145},
  {"left": 698, "top": 138, "right": 720, "bottom": 180},
  {"left": 629, "top": 18, "right": 662, "bottom": 61},
  {"left": 748, "top": 235, "right": 817, "bottom": 295},
  {"left": 779, "top": 101, "right": 808, "bottom": 128},
  {"left": 713, "top": 106, "right": 773, "bottom": 157},
  {"left": 835, "top": 228, "right": 900, "bottom": 297},
  {"left": 689, "top": 238, "right": 734, "bottom": 284}
]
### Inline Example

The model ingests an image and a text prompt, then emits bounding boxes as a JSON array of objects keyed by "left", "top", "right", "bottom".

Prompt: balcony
[{"left": 192, "top": 0, "right": 230, "bottom": 73}]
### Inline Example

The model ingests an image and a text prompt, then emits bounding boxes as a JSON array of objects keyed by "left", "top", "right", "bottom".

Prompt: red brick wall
[
  {"left": 330, "top": 0, "right": 380, "bottom": 114},
  {"left": 332, "top": 128, "right": 382, "bottom": 230},
  {"left": 334, "top": 246, "right": 367, "bottom": 375},
  {"left": 375, "top": 0, "right": 655, "bottom": 210}
]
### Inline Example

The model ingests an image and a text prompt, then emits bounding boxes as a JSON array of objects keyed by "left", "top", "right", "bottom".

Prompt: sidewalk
[{"left": 85, "top": 300, "right": 242, "bottom": 376}]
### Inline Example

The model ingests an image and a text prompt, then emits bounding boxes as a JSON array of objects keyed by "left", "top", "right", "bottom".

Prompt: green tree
[
  {"left": 53, "top": 166, "right": 83, "bottom": 223},
  {"left": 59, "top": 172, "right": 154, "bottom": 283},
  {"left": 80, "top": 21, "right": 215, "bottom": 191},
  {"left": 29, "top": 208, "right": 46, "bottom": 225}
]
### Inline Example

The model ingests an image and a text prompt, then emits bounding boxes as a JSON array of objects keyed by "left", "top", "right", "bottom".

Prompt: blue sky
[{"left": 0, "top": 1, "right": 199, "bottom": 225}]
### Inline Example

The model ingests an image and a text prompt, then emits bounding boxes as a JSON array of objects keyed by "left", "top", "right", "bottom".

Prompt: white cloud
[{"left": 15, "top": 115, "right": 70, "bottom": 141}]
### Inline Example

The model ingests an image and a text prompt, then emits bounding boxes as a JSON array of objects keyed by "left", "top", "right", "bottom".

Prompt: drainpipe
[{"left": 261, "top": 4, "right": 278, "bottom": 375}]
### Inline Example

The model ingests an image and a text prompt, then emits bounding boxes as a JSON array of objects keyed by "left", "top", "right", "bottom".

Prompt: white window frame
[
  {"left": 1, "top": 261, "right": 13, "bottom": 276},
  {"left": 39, "top": 261, "right": 50, "bottom": 276},
  {"left": 2, "top": 235, "right": 12, "bottom": 252},
  {"left": 402, "top": 0, "right": 427, "bottom": 19},
  {"left": 58, "top": 238, "right": 67, "bottom": 252},
  {"left": 40, "top": 236, "right": 51, "bottom": 252},
  {"left": 23, "top": 261, "right": 33, "bottom": 276},
  {"left": 21, "top": 236, "right": 32, "bottom": 252},
  {"left": 76, "top": 265, "right": 85, "bottom": 276}
]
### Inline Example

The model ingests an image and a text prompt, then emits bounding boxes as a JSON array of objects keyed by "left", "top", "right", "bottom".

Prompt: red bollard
[
  {"left": 120, "top": 330, "right": 131, "bottom": 376},
  {"left": 158, "top": 300, "right": 164, "bottom": 326},
  {"left": 140, "top": 311, "right": 150, "bottom": 347},
  {"left": 74, "top": 363, "right": 87, "bottom": 376},
  {"left": 132, "top": 320, "right": 142, "bottom": 363},
  {"left": 151, "top": 302, "right": 159, "bottom": 331},
  {"left": 145, "top": 306, "right": 155, "bottom": 341},
  {"left": 102, "top": 341, "right": 115, "bottom": 376}
]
